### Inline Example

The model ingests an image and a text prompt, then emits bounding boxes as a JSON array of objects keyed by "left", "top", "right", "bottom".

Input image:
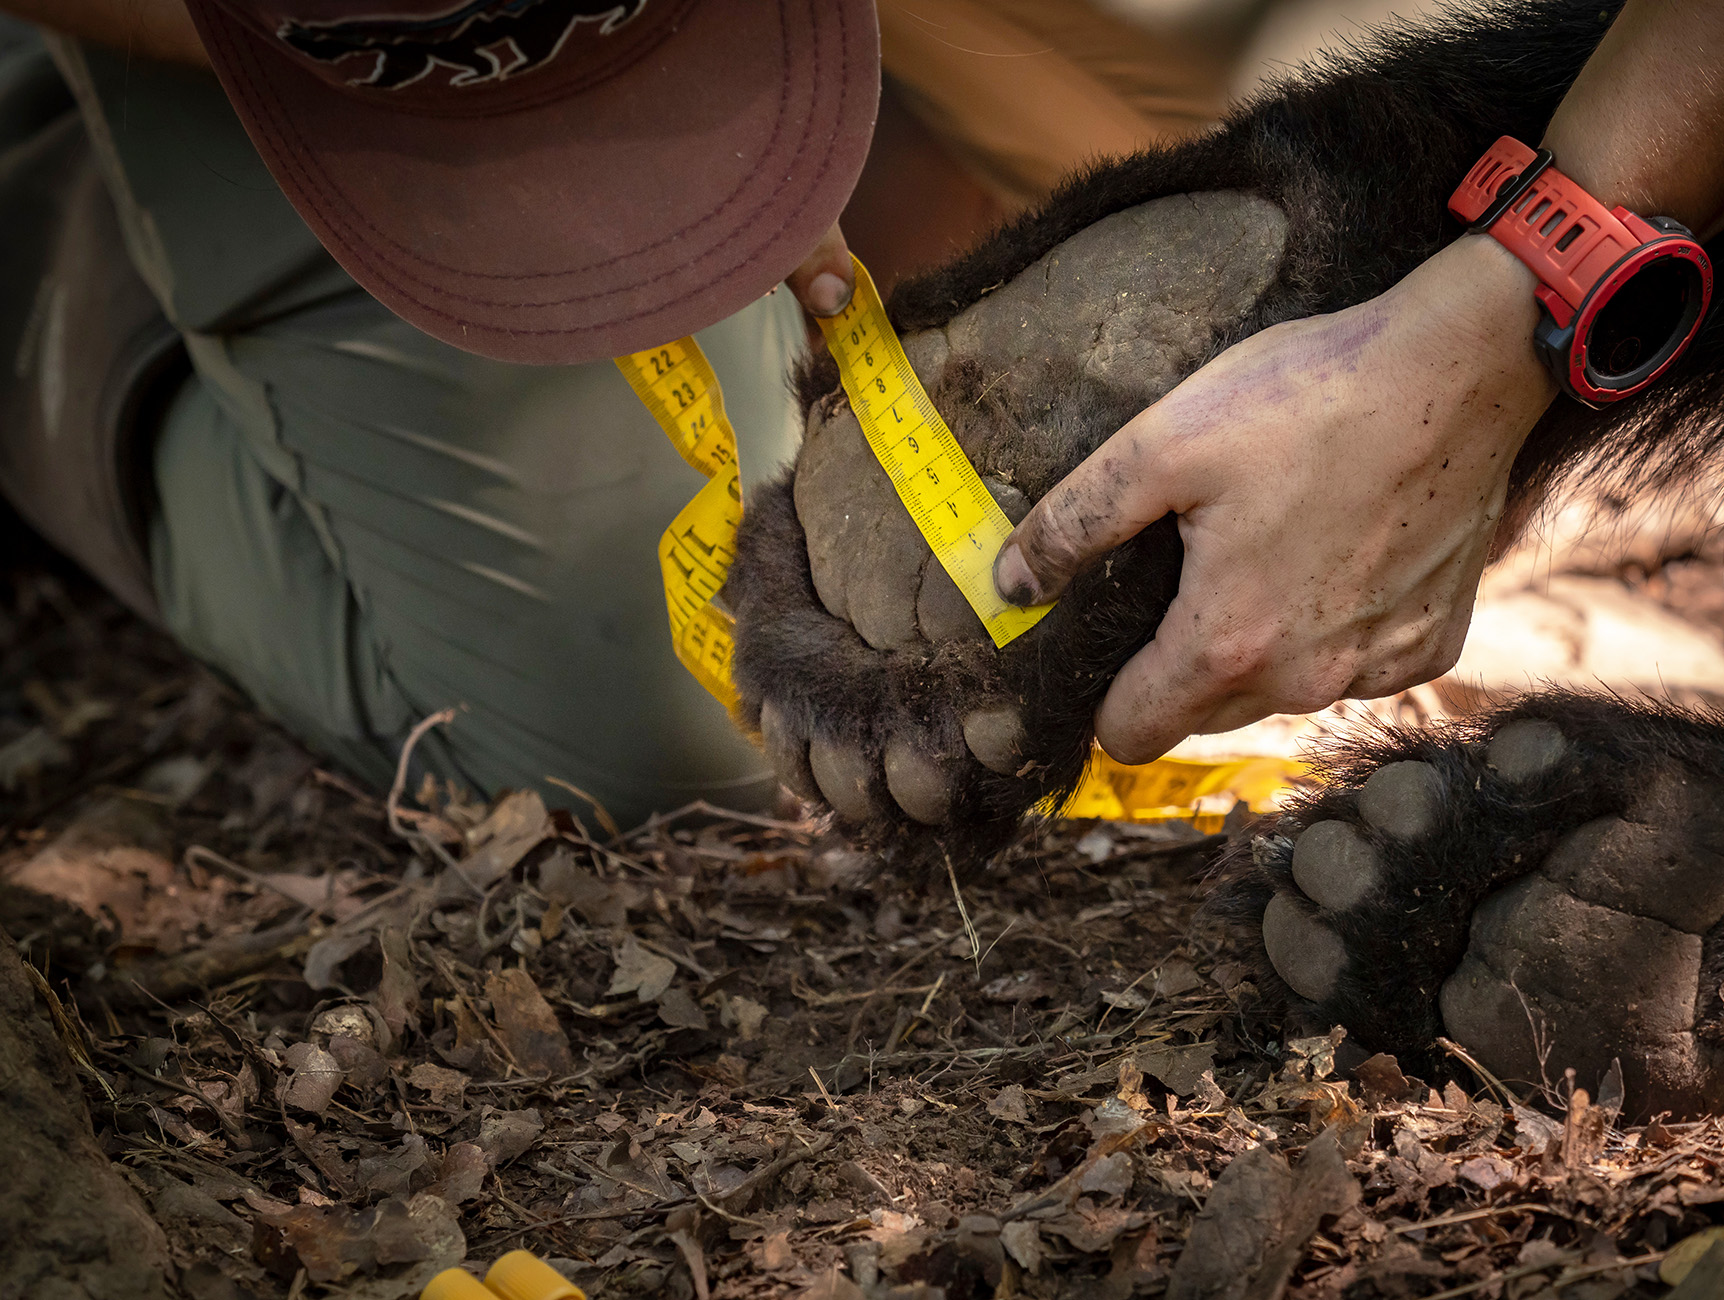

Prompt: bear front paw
[{"left": 728, "top": 190, "right": 1290, "bottom": 849}]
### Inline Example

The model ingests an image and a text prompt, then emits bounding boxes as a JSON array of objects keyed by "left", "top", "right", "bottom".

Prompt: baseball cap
[{"left": 181, "top": 0, "right": 880, "bottom": 364}]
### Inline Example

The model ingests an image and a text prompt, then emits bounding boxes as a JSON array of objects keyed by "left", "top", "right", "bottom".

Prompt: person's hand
[
  {"left": 993, "top": 234, "right": 1559, "bottom": 764},
  {"left": 784, "top": 223, "right": 855, "bottom": 317}
]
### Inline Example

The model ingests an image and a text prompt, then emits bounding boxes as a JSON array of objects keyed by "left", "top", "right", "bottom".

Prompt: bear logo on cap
[{"left": 279, "top": 0, "right": 649, "bottom": 89}]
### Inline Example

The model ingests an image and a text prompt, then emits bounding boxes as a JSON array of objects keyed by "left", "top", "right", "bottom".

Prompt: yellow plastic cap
[
  {"left": 420, "top": 1267, "right": 500, "bottom": 1300},
  {"left": 484, "top": 1251, "right": 587, "bottom": 1300}
]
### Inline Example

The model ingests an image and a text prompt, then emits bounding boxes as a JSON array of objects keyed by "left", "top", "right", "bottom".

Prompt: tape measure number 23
[{"left": 617, "top": 255, "right": 1051, "bottom": 712}]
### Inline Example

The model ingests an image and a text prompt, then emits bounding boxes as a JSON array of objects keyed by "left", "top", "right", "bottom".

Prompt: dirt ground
[{"left": 6, "top": 525, "right": 1724, "bottom": 1300}]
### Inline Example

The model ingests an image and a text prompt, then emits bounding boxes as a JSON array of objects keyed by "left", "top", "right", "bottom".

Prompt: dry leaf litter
[{"left": 5, "top": 532, "right": 1724, "bottom": 1300}]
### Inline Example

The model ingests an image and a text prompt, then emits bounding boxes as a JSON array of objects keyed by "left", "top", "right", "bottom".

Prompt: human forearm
[
  {"left": 0, "top": 0, "right": 205, "bottom": 66},
  {"left": 1543, "top": 0, "right": 1724, "bottom": 233}
]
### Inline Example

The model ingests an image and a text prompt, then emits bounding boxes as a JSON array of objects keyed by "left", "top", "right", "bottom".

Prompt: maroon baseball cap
[{"left": 182, "top": 0, "right": 879, "bottom": 364}]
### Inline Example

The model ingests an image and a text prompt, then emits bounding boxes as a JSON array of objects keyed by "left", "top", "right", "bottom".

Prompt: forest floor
[{"left": 5, "top": 527, "right": 1724, "bottom": 1300}]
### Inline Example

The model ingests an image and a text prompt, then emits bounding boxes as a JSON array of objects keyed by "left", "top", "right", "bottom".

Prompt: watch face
[{"left": 1580, "top": 245, "right": 1709, "bottom": 395}]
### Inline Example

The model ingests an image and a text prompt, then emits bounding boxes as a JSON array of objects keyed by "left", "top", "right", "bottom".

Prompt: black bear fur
[{"left": 1210, "top": 693, "right": 1724, "bottom": 1114}]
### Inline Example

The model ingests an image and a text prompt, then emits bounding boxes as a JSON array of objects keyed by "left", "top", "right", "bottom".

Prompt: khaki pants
[{"left": 43, "top": 39, "right": 807, "bottom": 827}]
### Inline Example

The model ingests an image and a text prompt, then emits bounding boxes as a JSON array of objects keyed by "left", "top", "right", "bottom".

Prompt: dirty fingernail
[
  {"left": 994, "top": 542, "right": 1041, "bottom": 607},
  {"left": 806, "top": 272, "right": 852, "bottom": 317}
]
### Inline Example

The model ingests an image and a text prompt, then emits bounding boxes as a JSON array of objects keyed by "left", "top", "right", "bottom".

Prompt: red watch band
[
  {"left": 1448, "top": 135, "right": 1660, "bottom": 328},
  {"left": 1449, "top": 134, "right": 1711, "bottom": 406}
]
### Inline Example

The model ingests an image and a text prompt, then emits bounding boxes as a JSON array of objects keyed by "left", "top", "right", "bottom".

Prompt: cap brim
[{"left": 185, "top": 0, "right": 879, "bottom": 364}]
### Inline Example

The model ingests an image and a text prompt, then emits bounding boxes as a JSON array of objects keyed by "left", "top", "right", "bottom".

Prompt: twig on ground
[
  {"left": 385, "top": 708, "right": 476, "bottom": 888},
  {"left": 1391, "top": 1205, "right": 1547, "bottom": 1235},
  {"left": 426, "top": 949, "right": 523, "bottom": 1075},
  {"left": 943, "top": 852, "right": 981, "bottom": 965},
  {"left": 808, "top": 1065, "right": 840, "bottom": 1113},
  {"left": 184, "top": 845, "right": 350, "bottom": 920},
  {"left": 1437, "top": 1036, "right": 1525, "bottom": 1108},
  {"left": 640, "top": 799, "right": 817, "bottom": 836},
  {"left": 544, "top": 775, "right": 621, "bottom": 839},
  {"left": 1422, "top": 1251, "right": 1664, "bottom": 1300},
  {"left": 716, "top": 1133, "right": 834, "bottom": 1209}
]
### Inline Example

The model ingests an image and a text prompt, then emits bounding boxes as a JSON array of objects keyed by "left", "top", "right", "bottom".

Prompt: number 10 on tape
[{"left": 818, "top": 258, "right": 1053, "bottom": 649}]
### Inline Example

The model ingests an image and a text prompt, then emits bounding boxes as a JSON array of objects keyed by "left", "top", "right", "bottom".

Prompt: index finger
[{"left": 993, "top": 405, "right": 1190, "bottom": 607}]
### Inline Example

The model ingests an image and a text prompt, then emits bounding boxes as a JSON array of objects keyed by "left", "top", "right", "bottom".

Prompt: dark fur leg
[{"left": 1215, "top": 692, "right": 1724, "bottom": 1118}]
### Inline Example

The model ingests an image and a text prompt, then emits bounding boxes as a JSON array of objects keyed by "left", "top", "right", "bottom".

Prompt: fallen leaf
[
  {"left": 759, "top": 1229, "right": 797, "bottom": 1271},
  {"left": 279, "top": 1042, "right": 343, "bottom": 1115},
  {"left": 1458, "top": 1153, "right": 1515, "bottom": 1193},
  {"left": 608, "top": 936, "right": 677, "bottom": 1002},
  {"left": 476, "top": 1107, "right": 544, "bottom": 1167},
  {"left": 1282, "top": 1028, "right": 1346, "bottom": 1082},
  {"left": 1153, "top": 959, "right": 1203, "bottom": 999},
  {"left": 252, "top": 1193, "right": 458, "bottom": 1289},
  {"left": 1043, "top": 1204, "right": 1148, "bottom": 1253},
  {"left": 1563, "top": 1087, "right": 1608, "bottom": 1168},
  {"left": 1139, "top": 1042, "right": 1217, "bottom": 1097},
  {"left": 722, "top": 994, "right": 769, "bottom": 1039},
  {"left": 982, "top": 971, "right": 1054, "bottom": 1004},
  {"left": 356, "top": 1134, "right": 429, "bottom": 1197},
  {"left": 1512, "top": 1104, "right": 1563, "bottom": 1155},
  {"left": 323, "top": 1195, "right": 465, "bottom": 1300},
  {"left": 1353, "top": 1053, "right": 1413, "bottom": 1103},
  {"left": 1191, "top": 1070, "right": 1228, "bottom": 1113},
  {"left": 796, "top": 1270, "right": 865, "bottom": 1300},
  {"left": 1078, "top": 1152, "right": 1135, "bottom": 1200},
  {"left": 372, "top": 927, "right": 421, "bottom": 1042},
  {"left": 427, "top": 1142, "right": 489, "bottom": 1205},
  {"left": 448, "top": 790, "right": 550, "bottom": 896},
  {"left": 987, "top": 1084, "right": 1029, "bottom": 1124},
  {"left": 304, "top": 929, "right": 375, "bottom": 991},
  {"left": 1086, "top": 1096, "right": 1148, "bottom": 1142},
  {"left": 408, "top": 1062, "right": 470, "bottom": 1108},
  {"left": 1166, "top": 1126, "right": 1359, "bottom": 1300},
  {"left": 485, "top": 967, "right": 572, "bottom": 1076},
  {"left": 657, "top": 985, "right": 709, "bottom": 1030},
  {"left": 539, "top": 848, "right": 630, "bottom": 927},
  {"left": 1001, "top": 1221, "right": 1042, "bottom": 1272},
  {"left": 285, "top": 1118, "right": 357, "bottom": 1197}
]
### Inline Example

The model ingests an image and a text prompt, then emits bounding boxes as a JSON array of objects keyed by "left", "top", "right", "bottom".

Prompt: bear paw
[
  {"left": 727, "top": 190, "right": 1289, "bottom": 849},
  {"left": 1224, "top": 694, "right": 1724, "bottom": 1118}
]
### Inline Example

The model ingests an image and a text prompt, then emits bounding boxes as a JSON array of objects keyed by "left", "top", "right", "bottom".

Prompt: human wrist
[
  {"left": 1537, "top": 0, "right": 1724, "bottom": 235},
  {"left": 1420, "top": 233, "right": 1542, "bottom": 357}
]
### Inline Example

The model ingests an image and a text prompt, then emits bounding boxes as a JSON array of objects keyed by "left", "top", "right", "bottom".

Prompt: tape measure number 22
[
  {"left": 614, "top": 336, "right": 744, "bottom": 713},
  {"left": 617, "top": 255, "right": 1051, "bottom": 712}
]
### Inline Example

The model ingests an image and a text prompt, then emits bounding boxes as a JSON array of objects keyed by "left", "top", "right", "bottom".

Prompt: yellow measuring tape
[
  {"left": 617, "top": 259, "right": 1297, "bottom": 826},
  {"left": 1066, "top": 749, "right": 1308, "bottom": 832},
  {"left": 425, "top": 1249, "right": 585, "bottom": 1300},
  {"left": 817, "top": 257, "right": 1054, "bottom": 648},
  {"left": 614, "top": 337, "right": 742, "bottom": 713}
]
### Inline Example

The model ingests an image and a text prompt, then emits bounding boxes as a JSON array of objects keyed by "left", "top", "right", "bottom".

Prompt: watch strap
[{"left": 1448, "top": 135, "right": 1655, "bottom": 323}]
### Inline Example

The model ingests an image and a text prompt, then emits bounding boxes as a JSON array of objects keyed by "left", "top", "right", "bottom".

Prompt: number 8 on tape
[{"left": 818, "top": 257, "right": 1054, "bottom": 649}]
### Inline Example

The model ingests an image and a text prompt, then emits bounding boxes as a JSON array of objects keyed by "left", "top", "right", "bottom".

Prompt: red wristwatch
[{"left": 1448, "top": 136, "right": 1712, "bottom": 407}]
